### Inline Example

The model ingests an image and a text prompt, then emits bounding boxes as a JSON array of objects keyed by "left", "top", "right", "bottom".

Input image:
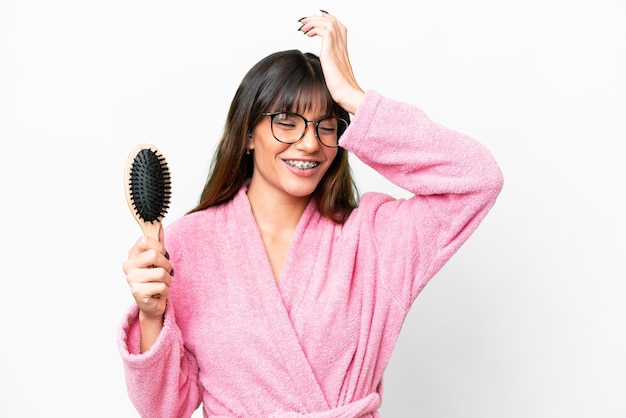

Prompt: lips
[{"left": 283, "top": 159, "right": 320, "bottom": 170}]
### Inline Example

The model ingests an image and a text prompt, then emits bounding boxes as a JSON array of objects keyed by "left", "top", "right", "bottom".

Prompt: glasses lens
[
  {"left": 271, "top": 113, "right": 305, "bottom": 144},
  {"left": 317, "top": 117, "right": 347, "bottom": 147}
]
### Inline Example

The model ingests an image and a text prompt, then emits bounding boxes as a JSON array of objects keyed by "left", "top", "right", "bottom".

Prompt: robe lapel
[{"left": 232, "top": 189, "right": 329, "bottom": 411}]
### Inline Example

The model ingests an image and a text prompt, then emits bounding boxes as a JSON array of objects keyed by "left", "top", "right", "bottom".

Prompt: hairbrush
[{"left": 124, "top": 143, "right": 171, "bottom": 241}]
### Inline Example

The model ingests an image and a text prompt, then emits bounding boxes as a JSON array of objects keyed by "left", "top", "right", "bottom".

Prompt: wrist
[
  {"left": 338, "top": 88, "right": 365, "bottom": 115},
  {"left": 139, "top": 309, "right": 165, "bottom": 326}
]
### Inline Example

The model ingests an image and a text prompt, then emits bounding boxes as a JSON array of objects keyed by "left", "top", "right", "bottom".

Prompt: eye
[
  {"left": 274, "top": 113, "right": 299, "bottom": 129},
  {"left": 276, "top": 120, "right": 297, "bottom": 129},
  {"left": 318, "top": 119, "right": 339, "bottom": 134}
]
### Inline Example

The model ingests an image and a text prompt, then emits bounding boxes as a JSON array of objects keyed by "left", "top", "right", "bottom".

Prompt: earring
[{"left": 246, "top": 149, "right": 251, "bottom": 155}]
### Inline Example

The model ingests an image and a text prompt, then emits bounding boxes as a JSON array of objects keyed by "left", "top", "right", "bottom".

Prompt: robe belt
[{"left": 268, "top": 392, "right": 381, "bottom": 418}]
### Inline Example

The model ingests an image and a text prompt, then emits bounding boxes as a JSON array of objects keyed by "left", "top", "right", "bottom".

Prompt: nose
[{"left": 295, "top": 123, "right": 321, "bottom": 152}]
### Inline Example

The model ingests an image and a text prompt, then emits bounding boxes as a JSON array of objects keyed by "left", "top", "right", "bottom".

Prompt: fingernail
[
  {"left": 320, "top": 9, "right": 329, "bottom": 14},
  {"left": 164, "top": 251, "right": 170, "bottom": 260},
  {"left": 170, "top": 268, "right": 175, "bottom": 276},
  {"left": 297, "top": 24, "right": 304, "bottom": 31},
  {"left": 298, "top": 16, "right": 306, "bottom": 22}
]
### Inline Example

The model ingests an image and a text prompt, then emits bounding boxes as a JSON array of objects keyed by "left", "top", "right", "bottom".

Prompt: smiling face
[{"left": 246, "top": 103, "right": 339, "bottom": 206}]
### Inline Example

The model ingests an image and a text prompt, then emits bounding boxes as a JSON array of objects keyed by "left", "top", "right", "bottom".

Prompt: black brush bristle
[{"left": 129, "top": 148, "right": 171, "bottom": 223}]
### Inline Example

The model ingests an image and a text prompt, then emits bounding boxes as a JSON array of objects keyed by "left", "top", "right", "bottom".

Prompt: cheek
[
  {"left": 326, "top": 148, "right": 339, "bottom": 164},
  {"left": 251, "top": 132, "right": 289, "bottom": 155}
]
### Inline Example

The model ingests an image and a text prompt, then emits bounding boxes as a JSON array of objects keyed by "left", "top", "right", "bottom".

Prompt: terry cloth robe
[{"left": 118, "top": 90, "right": 504, "bottom": 418}]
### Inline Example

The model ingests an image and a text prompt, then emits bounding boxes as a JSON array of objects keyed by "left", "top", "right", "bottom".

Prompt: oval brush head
[{"left": 124, "top": 143, "right": 171, "bottom": 240}]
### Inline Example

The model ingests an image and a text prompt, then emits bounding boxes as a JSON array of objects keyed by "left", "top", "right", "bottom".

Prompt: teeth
[{"left": 285, "top": 160, "right": 319, "bottom": 170}]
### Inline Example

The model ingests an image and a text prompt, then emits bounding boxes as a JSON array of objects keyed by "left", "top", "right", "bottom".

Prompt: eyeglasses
[{"left": 261, "top": 112, "right": 348, "bottom": 148}]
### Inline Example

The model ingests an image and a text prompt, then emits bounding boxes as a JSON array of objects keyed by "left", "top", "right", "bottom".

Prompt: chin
[{"left": 284, "top": 181, "right": 320, "bottom": 199}]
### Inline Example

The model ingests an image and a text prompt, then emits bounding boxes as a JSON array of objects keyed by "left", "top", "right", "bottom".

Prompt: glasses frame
[{"left": 261, "top": 112, "right": 347, "bottom": 148}]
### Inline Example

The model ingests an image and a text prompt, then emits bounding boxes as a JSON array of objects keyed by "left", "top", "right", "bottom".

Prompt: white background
[{"left": 1, "top": 1, "right": 624, "bottom": 417}]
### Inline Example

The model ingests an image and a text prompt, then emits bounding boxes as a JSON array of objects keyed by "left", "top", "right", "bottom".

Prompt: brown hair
[{"left": 187, "top": 50, "right": 359, "bottom": 223}]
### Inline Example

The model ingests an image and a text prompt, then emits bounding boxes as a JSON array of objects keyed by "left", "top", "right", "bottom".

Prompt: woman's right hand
[{"left": 122, "top": 230, "right": 172, "bottom": 323}]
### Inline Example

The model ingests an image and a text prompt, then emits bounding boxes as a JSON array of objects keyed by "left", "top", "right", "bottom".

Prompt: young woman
[{"left": 119, "top": 11, "right": 503, "bottom": 418}]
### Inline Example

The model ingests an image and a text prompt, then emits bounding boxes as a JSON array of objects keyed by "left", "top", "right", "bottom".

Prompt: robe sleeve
[
  {"left": 118, "top": 301, "right": 201, "bottom": 417},
  {"left": 339, "top": 90, "right": 504, "bottom": 308}
]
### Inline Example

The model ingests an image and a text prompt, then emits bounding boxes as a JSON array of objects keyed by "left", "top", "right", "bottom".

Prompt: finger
[
  {"left": 298, "top": 19, "right": 331, "bottom": 36},
  {"left": 127, "top": 235, "right": 166, "bottom": 258},
  {"left": 126, "top": 264, "right": 173, "bottom": 288},
  {"left": 130, "top": 276, "right": 170, "bottom": 309},
  {"left": 132, "top": 281, "right": 170, "bottom": 302},
  {"left": 300, "top": 20, "right": 347, "bottom": 46},
  {"left": 297, "top": 11, "right": 337, "bottom": 32},
  {"left": 123, "top": 249, "right": 171, "bottom": 275},
  {"left": 125, "top": 261, "right": 172, "bottom": 301}
]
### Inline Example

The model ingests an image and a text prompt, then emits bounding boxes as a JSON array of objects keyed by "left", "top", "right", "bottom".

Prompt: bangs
[{"left": 268, "top": 79, "right": 335, "bottom": 117}]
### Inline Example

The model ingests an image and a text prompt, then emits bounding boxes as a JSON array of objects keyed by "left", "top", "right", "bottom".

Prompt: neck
[{"left": 246, "top": 185, "right": 310, "bottom": 233}]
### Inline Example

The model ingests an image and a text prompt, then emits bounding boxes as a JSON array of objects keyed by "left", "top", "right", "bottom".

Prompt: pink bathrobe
[{"left": 119, "top": 91, "right": 504, "bottom": 417}]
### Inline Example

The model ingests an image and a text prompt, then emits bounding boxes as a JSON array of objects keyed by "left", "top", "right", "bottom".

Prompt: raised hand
[{"left": 298, "top": 11, "right": 365, "bottom": 115}]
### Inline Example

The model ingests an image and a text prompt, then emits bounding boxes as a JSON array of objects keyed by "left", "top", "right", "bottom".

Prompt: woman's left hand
[{"left": 298, "top": 11, "right": 365, "bottom": 114}]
